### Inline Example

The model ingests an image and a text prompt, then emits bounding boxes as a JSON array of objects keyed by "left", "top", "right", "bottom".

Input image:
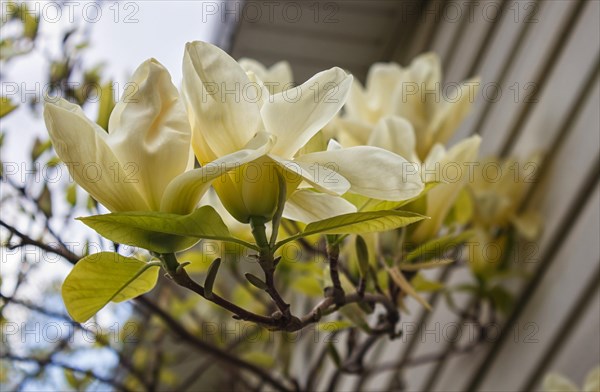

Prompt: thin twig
[{"left": 135, "top": 296, "right": 291, "bottom": 392}]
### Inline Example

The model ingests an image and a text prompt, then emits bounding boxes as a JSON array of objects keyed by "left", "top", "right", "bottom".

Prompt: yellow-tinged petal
[
  {"left": 427, "top": 77, "right": 480, "bottom": 148},
  {"left": 583, "top": 366, "right": 600, "bottom": 392},
  {"left": 269, "top": 154, "right": 350, "bottom": 196},
  {"left": 295, "top": 146, "right": 424, "bottom": 201},
  {"left": 107, "top": 58, "right": 192, "bottom": 211},
  {"left": 261, "top": 67, "right": 353, "bottom": 158},
  {"left": 364, "top": 62, "right": 404, "bottom": 118},
  {"left": 345, "top": 79, "right": 371, "bottom": 123},
  {"left": 183, "top": 41, "right": 264, "bottom": 159},
  {"left": 239, "top": 58, "right": 293, "bottom": 93},
  {"left": 368, "top": 116, "right": 419, "bottom": 162},
  {"left": 543, "top": 373, "right": 578, "bottom": 392},
  {"left": 283, "top": 189, "right": 357, "bottom": 223},
  {"left": 392, "top": 52, "right": 442, "bottom": 135},
  {"left": 333, "top": 118, "right": 373, "bottom": 147},
  {"left": 412, "top": 135, "right": 481, "bottom": 243},
  {"left": 43, "top": 99, "right": 149, "bottom": 212},
  {"left": 160, "top": 132, "right": 274, "bottom": 214}
]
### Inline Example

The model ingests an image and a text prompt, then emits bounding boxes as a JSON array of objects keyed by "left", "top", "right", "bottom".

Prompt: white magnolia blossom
[
  {"left": 336, "top": 52, "right": 480, "bottom": 160},
  {"left": 44, "top": 59, "right": 267, "bottom": 215},
  {"left": 182, "top": 41, "right": 423, "bottom": 223}
]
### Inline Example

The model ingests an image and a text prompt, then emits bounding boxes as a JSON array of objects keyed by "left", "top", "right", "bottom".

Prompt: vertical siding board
[
  {"left": 477, "top": 0, "right": 582, "bottom": 156},
  {"left": 477, "top": 186, "right": 600, "bottom": 391},
  {"left": 530, "top": 289, "right": 600, "bottom": 391},
  {"left": 406, "top": 1, "right": 448, "bottom": 61},
  {"left": 497, "top": 0, "right": 588, "bottom": 157},
  {"left": 433, "top": 76, "right": 600, "bottom": 391},
  {"left": 509, "top": 0, "right": 600, "bottom": 159},
  {"left": 522, "top": 266, "right": 600, "bottom": 391},
  {"left": 452, "top": 0, "right": 541, "bottom": 142}
]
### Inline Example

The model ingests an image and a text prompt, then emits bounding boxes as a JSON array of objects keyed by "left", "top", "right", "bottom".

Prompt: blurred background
[{"left": 1, "top": 0, "right": 598, "bottom": 391}]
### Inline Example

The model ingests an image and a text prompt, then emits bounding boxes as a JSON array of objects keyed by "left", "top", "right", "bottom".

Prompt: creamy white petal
[
  {"left": 106, "top": 59, "right": 191, "bottom": 211},
  {"left": 412, "top": 136, "right": 481, "bottom": 243},
  {"left": 266, "top": 61, "right": 294, "bottom": 91},
  {"left": 269, "top": 154, "right": 350, "bottom": 196},
  {"left": 392, "top": 52, "right": 442, "bottom": 136},
  {"left": 182, "top": 41, "right": 263, "bottom": 159},
  {"left": 583, "top": 366, "right": 600, "bottom": 392},
  {"left": 43, "top": 99, "right": 149, "bottom": 212},
  {"left": 238, "top": 58, "right": 268, "bottom": 77},
  {"left": 345, "top": 79, "right": 371, "bottom": 123},
  {"left": 239, "top": 58, "right": 293, "bottom": 93},
  {"left": 261, "top": 67, "right": 353, "bottom": 158},
  {"left": 327, "top": 139, "right": 343, "bottom": 151},
  {"left": 427, "top": 77, "right": 480, "bottom": 146},
  {"left": 365, "top": 62, "right": 404, "bottom": 116},
  {"left": 333, "top": 118, "right": 372, "bottom": 147},
  {"left": 441, "top": 135, "right": 481, "bottom": 166},
  {"left": 368, "top": 116, "right": 419, "bottom": 162},
  {"left": 283, "top": 190, "right": 357, "bottom": 223},
  {"left": 542, "top": 373, "right": 578, "bottom": 392},
  {"left": 295, "top": 147, "right": 424, "bottom": 201},
  {"left": 160, "top": 133, "right": 274, "bottom": 214}
]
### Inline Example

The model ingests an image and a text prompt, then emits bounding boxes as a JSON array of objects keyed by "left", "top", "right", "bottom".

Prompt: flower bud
[{"left": 214, "top": 157, "right": 282, "bottom": 224}]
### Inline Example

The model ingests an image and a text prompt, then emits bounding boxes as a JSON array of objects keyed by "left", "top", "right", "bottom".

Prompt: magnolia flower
[
  {"left": 44, "top": 58, "right": 265, "bottom": 215},
  {"left": 329, "top": 113, "right": 481, "bottom": 243},
  {"left": 466, "top": 156, "right": 542, "bottom": 276},
  {"left": 182, "top": 41, "right": 423, "bottom": 224},
  {"left": 469, "top": 156, "right": 542, "bottom": 240},
  {"left": 338, "top": 53, "right": 479, "bottom": 160},
  {"left": 410, "top": 134, "right": 481, "bottom": 243},
  {"left": 543, "top": 366, "right": 599, "bottom": 392}
]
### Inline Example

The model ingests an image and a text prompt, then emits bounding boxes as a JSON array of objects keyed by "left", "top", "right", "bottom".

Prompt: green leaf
[
  {"left": 411, "top": 272, "right": 445, "bottom": 292},
  {"left": 66, "top": 183, "right": 77, "bottom": 207},
  {"left": 355, "top": 235, "right": 369, "bottom": 278},
  {"left": 444, "top": 187, "right": 473, "bottom": 226},
  {"left": 38, "top": 184, "right": 52, "bottom": 217},
  {"left": 318, "top": 320, "right": 353, "bottom": 332},
  {"left": 488, "top": 285, "right": 514, "bottom": 314},
  {"left": 62, "top": 252, "right": 160, "bottom": 322},
  {"left": 177, "top": 251, "right": 213, "bottom": 274},
  {"left": 20, "top": 5, "right": 39, "bottom": 40},
  {"left": 405, "top": 230, "right": 475, "bottom": 262},
  {"left": 242, "top": 352, "right": 275, "bottom": 368},
  {"left": 386, "top": 266, "right": 431, "bottom": 310},
  {"left": 96, "top": 82, "right": 115, "bottom": 131},
  {"left": 339, "top": 303, "right": 371, "bottom": 333},
  {"left": 327, "top": 342, "right": 342, "bottom": 368},
  {"left": 399, "top": 258, "right": 454, "bottom": 271},
  {"left": 290, "top": 275, "right": 323, "bottom": 297},
  {"left": 0, "top": 96, "right": 17, "bottom": 118},
  {"left": 245, "top": 273, "right": 267, "bottom": 290},
  {"left": 31, "top": 138, "right": 52, "bottom": 162},
  {"left": 78, "top": 206, "right": 257, "bottom": 253},
  {"left": 276, "top": 210, "right": 426, "bottom": 249},
  {"left": 204, "top": 258, "right": 221, "bottom": 300}
]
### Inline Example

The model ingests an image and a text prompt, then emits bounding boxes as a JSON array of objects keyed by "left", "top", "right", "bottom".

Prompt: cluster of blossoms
[
  {"left": 43, "top": 40, "right": 537, "bottom": 326},
  {"left": 44, "top": 42, "right": 424, "bottom": 225}
]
